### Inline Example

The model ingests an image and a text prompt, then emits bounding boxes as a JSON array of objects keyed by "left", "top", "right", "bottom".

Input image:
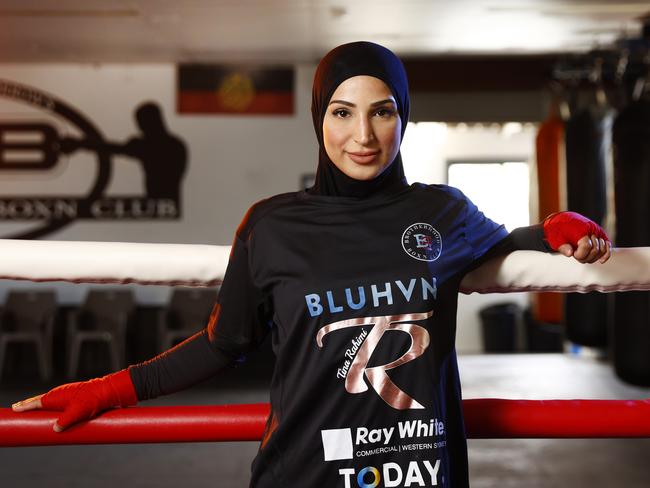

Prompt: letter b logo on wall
[{"left": 0, "top": 79, "right": 187, "bottom": 239}]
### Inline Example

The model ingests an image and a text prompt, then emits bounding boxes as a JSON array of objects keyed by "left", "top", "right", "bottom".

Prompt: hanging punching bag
[
  {"left": 612, "top": 98, "right": 650, "bottom": 385},
  {"left": 534, "top": 103, "right": 564, "bottom": 324},
  {"left": 564, "top": 102, "right": 613, "bottom": 347}
]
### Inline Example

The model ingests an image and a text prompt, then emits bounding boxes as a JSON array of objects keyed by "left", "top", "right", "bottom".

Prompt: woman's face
[{"left": 322, "top": 75, "right": 402, "bottom": 181}]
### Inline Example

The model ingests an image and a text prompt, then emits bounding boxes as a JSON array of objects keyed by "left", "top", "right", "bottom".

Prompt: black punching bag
[
  {"left": 564, "top": 104, "right": 612, "bottom": 347},
  {"left": 612, "top": 99, "right": 650, "bottom": 385}
]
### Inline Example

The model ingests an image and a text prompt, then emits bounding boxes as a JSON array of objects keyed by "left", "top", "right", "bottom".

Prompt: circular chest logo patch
[{"left": 401, "top": 223, "right": 442, "bottom": 262}]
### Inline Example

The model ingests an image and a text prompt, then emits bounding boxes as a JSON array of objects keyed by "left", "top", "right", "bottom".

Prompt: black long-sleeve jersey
[{"left": 130, "top": 183, "right": 549, "bottom": 488}]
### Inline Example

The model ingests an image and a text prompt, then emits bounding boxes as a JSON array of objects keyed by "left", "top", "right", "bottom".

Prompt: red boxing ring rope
[{"left": 2, "top": 399, "right": 649, "bottom": 447}]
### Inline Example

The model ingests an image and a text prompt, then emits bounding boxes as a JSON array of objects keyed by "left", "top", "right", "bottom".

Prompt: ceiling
[{"left": 0, "top": 0, "right": 648, "bottom": 63}]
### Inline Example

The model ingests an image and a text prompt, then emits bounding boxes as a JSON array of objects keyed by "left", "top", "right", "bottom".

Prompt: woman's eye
[
  {"left": 375, "top": 108, "right": 395, "bottom": 117},
  {"left": 332, "top": 108, "right": 350, "bottom": 118}
]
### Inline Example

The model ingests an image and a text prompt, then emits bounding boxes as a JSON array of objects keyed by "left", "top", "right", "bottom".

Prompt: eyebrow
[{"left": 328, "top": 98, "right": 396, "bottom": 107}]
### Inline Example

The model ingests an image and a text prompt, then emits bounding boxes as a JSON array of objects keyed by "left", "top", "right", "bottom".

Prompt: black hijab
[{"left": 308, "top": 41, "right": 410, "bottom": 198}]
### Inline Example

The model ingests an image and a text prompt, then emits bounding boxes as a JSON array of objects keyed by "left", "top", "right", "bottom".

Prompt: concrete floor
[
  {"left": 1, "top": 353, "right": 649, "bottom": 487},
  {"left": 460, "top": 354, "right": 650, "bottom": 488}
]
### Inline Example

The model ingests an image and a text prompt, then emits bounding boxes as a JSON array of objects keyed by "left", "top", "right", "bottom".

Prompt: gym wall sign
[{"left": 0, "top": 79, "right": 187, "bottom": 239}]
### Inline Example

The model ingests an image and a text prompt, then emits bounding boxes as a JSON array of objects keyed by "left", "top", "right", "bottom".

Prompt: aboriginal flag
[{"left": 177, "top": 64, "right": 294, "bottom": 115}]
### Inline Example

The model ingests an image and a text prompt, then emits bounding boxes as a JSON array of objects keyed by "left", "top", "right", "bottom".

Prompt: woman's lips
[{"left": 346, "top": 151, "right": 379, "bottom": 164}]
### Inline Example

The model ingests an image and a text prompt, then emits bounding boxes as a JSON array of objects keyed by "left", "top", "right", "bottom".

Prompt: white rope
[
  {"left": 461, "top": 247, "right": 650, "bottom": 293},
  {"left": 0, "top": 239, "right": 647, "bottom": 293},
  {"left": 0, "top": 239, "right": 230, "bottom": 287}
]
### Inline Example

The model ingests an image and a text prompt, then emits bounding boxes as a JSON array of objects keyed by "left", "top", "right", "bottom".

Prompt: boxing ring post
[{"left": 0, "top": 240, "right": 649, "bottom": 446}]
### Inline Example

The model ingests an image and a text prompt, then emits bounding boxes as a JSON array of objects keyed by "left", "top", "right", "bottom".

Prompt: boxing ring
[{"left": 1, "top": 239, "right": 649, "bottom": 446}]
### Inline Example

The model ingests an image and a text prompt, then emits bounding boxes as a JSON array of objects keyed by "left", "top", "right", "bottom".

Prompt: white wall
[{"left": 0, "top": 63, "right": 317, "bottom": 244}]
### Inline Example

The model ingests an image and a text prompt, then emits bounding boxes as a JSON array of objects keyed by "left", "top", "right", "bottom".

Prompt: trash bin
[{"left": 479, "top": 302, "right": 519, "bottom": 353}]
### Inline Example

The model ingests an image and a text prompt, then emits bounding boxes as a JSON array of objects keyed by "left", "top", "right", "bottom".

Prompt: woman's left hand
[{"left": 543, "top": 211, "right": 612, "bottom": 264}]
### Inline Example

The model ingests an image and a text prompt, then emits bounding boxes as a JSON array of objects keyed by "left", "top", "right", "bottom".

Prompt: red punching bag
[{"left": 533, "top": 102, "right": 564, "bottom": 324}]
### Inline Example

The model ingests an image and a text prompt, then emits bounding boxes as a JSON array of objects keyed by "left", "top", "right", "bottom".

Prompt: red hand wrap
[
  {"left": 40, "top": 369, "right": 137, "bottom": 430},
  {"left": 542, "top": 211, "right": 609, "bottom": 251}
]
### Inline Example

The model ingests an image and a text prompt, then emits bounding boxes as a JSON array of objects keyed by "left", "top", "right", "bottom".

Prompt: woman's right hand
[{"left": 11, "top": 369, "right": 138, "bottom": 432}]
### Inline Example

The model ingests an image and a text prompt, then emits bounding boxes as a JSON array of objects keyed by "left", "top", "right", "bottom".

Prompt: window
[{"left": 448, "top": 161, "right": 530, "bottom": 231}]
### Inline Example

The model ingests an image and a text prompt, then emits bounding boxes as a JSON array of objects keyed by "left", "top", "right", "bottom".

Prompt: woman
[{"left": 13, "top": 42, "right": 610, "bottom": 487}]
